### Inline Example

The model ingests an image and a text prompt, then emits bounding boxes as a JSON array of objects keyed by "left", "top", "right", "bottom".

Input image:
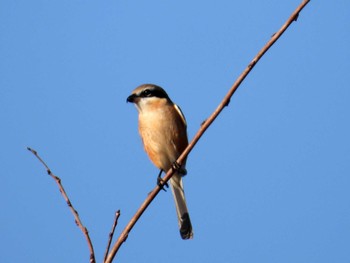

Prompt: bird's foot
[
  {"left": 172, "top": 161, "right": 187, "bottom": 176},
  {"left": 157, "top": 170, "right": 169, "bottom": 191}
]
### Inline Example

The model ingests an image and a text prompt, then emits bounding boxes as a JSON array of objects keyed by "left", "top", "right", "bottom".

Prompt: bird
[{"left": 127, "top": 84, "right": 193, "bottom": 239}]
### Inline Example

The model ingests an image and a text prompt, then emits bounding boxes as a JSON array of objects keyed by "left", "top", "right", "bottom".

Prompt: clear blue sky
[{"left": 1, "top": 1, "right": 349, "bottom": 262}]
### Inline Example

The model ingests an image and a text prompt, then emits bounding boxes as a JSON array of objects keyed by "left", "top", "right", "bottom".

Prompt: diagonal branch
[
  {"left": 105, "top": 1, "right": 311, "bottom": 262},
  {"left": 27, "top": 147, "right": 96, "bottom": 263}
]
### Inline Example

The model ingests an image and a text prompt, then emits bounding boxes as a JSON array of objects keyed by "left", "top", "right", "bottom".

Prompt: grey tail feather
[{"left": 170, "top": 174, "right": 193, "bottom": 239}]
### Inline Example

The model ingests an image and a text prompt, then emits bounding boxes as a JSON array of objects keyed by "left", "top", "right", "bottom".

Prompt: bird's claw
[
  {"left": 172, "top": 161, "right": 187, "bottom": 176},
  {"left": 157, "top": 176, "right": 169, "bottom": 191}
]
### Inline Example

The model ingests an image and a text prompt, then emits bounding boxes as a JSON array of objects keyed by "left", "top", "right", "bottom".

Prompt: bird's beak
[{"left": 127, "top": 94, "right": 137, "bottom": 103}]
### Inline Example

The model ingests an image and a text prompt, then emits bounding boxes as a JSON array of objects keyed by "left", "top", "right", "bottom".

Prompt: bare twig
[
  {"left": 104, "top": 210, "right": 121, "bottom": 262},
  {"left": 27, "top": 147, "right": 96, "bottom": 263},
  {"left": 105, "top": 1, "right": 311, "bottom": 262}
]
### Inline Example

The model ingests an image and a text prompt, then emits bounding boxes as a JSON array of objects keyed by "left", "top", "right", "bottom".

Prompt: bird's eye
[{"left": 141, "top": 89, "right": 152, "bottom": 97}]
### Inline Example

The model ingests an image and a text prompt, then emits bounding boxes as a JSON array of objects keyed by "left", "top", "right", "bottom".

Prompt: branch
[
  {"left": 27, "top": 147, "right": 96, "bottom": 263},
  {"left": 105, "top": 1, "right": 311, "bottom": 262},
  {"left": 104, "top": 210, "right": 121, "bottom": 262}
]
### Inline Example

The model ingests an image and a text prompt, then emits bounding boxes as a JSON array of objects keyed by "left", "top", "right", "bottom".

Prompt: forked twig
[
  {"left": 104, "top": 210, "right": 121, "bottom": 262},
  {"left": 27, "top": 147, "right": 96, "bottom": 263},
  {"left": 105, "top": 1, "right": 311, "bottom": 262}
]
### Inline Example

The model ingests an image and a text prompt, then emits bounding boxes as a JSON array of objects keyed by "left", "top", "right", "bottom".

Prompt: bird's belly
[{"left": 139, "top": 112, "right": 177, "bottom": 171}]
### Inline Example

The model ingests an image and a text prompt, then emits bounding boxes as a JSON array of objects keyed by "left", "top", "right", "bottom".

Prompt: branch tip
[{"left": 27, "top": 147, "right": 37, "bottom": 155}]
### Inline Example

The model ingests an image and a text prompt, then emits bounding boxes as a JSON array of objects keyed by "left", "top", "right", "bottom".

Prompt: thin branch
[
  {"left": 105, "top": 1, "right": 311, "bottom": 262},
  {"left": 104, "top": 210, "right": 121, "bottom": 262},
  {"left": 27, "top": 147, "right": 96, "bottom": 263},
  {"left": 176, "top": 0, "right": 311, "bottom": 169}
]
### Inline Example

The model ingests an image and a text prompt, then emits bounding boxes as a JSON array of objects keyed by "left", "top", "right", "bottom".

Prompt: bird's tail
[{"left": 169, "top": 174, "right": 193, "bottom": 239}]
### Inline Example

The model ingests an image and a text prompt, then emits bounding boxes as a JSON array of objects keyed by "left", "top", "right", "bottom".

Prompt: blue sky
[{"left": 1, "top": 1, "right": 350, "bottom": 262}]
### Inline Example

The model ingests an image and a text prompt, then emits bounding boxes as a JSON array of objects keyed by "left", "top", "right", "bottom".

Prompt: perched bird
[{"left": 127, "top": 84, "right": 193, "bottom": 239}]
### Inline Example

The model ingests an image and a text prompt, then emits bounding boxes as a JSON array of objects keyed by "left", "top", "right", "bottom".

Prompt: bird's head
[{"left": 127, "top": 84, "right": 171, "bottom": 112}]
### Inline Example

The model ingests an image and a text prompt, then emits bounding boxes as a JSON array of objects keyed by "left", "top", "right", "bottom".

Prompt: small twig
[
  {"left": 104, "top": 210, "right": 121, "bottom": 262},
  {"left": 105, "top": 177, "right": 169, "bottom": 263},
  {"left": 105, "top": 1, "right": 311, "bottom": 262},
  {"left": 27, "top": 147, "right": 96, "bottom": 263}
]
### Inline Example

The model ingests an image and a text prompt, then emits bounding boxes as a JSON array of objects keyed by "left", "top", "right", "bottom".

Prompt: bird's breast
[{"left": 138, "top": 105, "right": 187, "bottom": 171}]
